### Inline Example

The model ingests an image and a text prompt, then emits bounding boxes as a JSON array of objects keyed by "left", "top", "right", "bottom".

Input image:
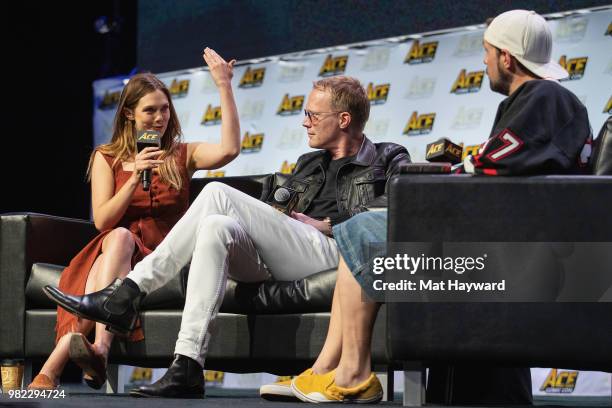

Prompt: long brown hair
[{"left": 87, "top": 73, "right": 184, "bottom": 190}]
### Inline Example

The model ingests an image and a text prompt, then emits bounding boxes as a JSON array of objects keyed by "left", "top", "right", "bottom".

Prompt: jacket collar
[
  {"left": 352, "top": 135, "right": 376, "bottom": 166},
  {"left": 313, "top": 134, "right": 375, "bottom": 166}
]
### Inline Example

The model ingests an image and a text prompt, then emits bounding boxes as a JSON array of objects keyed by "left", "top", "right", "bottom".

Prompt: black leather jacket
[{"left": 263, "top": 136, "right": 411, "bottom": 225}]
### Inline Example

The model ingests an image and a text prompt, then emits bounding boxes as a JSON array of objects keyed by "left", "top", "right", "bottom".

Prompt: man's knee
[
  {"left": 198, "top": 214, "right": 243, "bottom": 241},
  {"left": 200, "top": 181, "right": 231, "bottom": 199}
]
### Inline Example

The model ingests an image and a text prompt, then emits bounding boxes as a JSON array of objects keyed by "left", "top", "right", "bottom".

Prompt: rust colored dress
[{"left": 55, "top": 143, "right": 190, "bottom": 343}]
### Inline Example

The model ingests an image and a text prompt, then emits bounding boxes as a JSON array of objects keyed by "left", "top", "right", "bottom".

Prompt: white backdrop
[
  {"left": 95, "top": 7, "right": 612, "bottom": 398},
  {"left": 94, "top": 7, "right": 611, "bottom": 178}
]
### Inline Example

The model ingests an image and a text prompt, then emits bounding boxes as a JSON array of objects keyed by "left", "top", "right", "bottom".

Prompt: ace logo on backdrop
[
  {"left": 240, "top": 67, "right": 266, "bottom": 88},
  {"left": 367, "top": 83, "right": 390, "bottom": 105},
  {"left": 201, "top": 105, "right": 222, "bottom": 126},
  {"left": 280, "top": 160, "right": 296, "bottom": 174},
  {"left": 558, "top": 55, "right": 588, "bottom": 80},
  {"left": 277, "top": 94, "right": 305, "bottom": 116},
  {"left": 403, "top": 111, "right": 436, "bottom": 136},
  {"left": 168, "top": 79, "right": 190, "bottom": 98},
  {"left": 604, "top": 96, "right": 612, "bottom": 114},
  {"left": 404, "top": 40, "right": 439, "bottom": 64},
  {"left": 319, "top": 54, "right": 348, "bottom": 77},
  {"left": 451, "top": 69, "right": 484, "bottom": 94},
  {"left": 241, "top": 132, "right": 264, "bottom": 153}
]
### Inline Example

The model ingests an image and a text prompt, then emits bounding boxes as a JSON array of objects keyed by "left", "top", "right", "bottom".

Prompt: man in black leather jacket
[
  {"left": 44, "top": 75, "right": 410, "bottom": 399},
  {"left": 264, "top": 135, "right": 407, "bottom": 227}
]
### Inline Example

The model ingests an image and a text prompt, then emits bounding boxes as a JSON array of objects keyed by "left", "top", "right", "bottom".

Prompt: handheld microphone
[
  {"left": 266, "top": 186, "right": 299, "bottom": 215},
  {"left": 425, "top": 138, "right": 463, "bottom": 164},
  {"left": 136, "top": 130, "right": 161, "bottom": 191}
]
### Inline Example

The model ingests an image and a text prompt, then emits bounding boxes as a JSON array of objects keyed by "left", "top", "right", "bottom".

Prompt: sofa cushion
[
  {"left": 221, "top": 268, "right": 336, "bottom": 314},
  {"left": 26, "top": 263, "right": 187, "bottom": 310},
  {"left": 26, "top": 263, "right": 336, "bottom": 314}
]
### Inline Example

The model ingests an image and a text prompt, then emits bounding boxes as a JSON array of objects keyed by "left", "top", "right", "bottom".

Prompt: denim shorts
[{"left": 332, "top": 210, "right": 387, "bottom": 300}]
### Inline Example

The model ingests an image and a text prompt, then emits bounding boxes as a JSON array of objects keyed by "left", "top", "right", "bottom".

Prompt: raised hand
[{"left": 203, "top": 47, "right": 236, "bottom": 88}]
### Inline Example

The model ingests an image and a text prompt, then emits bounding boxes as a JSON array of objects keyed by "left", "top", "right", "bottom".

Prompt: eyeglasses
[{"left": 303, "top": 109, "right": 340, "bottom": 124}]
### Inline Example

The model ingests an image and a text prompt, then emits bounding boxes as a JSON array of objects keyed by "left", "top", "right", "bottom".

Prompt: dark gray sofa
[
  {"left": 2, "top": 119, "right": 610, "bottom": 405},
  {"left": 387, "top": 174, "right": 612, "bottom": 405},
  {"left": 0, "top": 175, "right": 393, "bottom": 395}
]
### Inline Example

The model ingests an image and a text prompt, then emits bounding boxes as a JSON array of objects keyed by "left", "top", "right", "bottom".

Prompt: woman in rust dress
[{"left": 28, "top": 48, "right": 240, "bottom": 390}]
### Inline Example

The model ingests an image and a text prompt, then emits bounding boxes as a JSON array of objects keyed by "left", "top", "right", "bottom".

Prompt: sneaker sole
[
  {"left": 260, "top": 384, "right": 298, "bottom": 402},
  {"left": 291, "top": 382, "right": 383, "bottom": 404}
]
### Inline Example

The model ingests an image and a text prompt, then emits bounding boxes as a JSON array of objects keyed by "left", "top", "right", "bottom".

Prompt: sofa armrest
[
  {"left": 0, "top": 212, "right": 98, "bottom": 357},
  {"left": 385, "top": 175, "right": 612, "bottom": 371}
]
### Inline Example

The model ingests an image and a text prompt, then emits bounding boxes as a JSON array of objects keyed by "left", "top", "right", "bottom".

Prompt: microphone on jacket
[
  {"left": 425, "top": 138, "right": 463, "bottom": 164},
  {"left": 136, "top": 130, "right": 161, "bottom": 191},
  {"left": 266, "top": 186, "right": 299, "bottom": 215}
]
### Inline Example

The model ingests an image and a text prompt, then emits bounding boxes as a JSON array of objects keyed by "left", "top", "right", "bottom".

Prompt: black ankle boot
[
  {"left": 44, "top": 278, "right": 143, "bottom": 336},
  {"left": 130, "top": 354, "right": 205, "bottom": 398}
]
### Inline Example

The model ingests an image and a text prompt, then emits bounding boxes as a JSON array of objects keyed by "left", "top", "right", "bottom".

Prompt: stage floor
[{"left": 1, "top": 387, "right": 610, "bottom": 407}]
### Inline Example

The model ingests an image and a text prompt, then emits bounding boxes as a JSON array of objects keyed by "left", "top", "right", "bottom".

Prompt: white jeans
[{"left": 127, "top": 182, "right": 339, "bottom": 366}]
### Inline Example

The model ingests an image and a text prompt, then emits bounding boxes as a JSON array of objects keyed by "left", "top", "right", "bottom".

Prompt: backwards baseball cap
[{"left": 484, "top": 9, "right": 568, "bottom": 80}]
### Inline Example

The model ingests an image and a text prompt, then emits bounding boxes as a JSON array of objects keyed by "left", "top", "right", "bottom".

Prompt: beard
[{"left": 489, "top": 59, "right": 512, "bottom": 95}]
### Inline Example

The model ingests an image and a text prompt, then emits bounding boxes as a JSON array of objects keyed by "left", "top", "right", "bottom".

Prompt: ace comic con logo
[
  {"left": 539, "top": 369, "right": 579, "bottom": 393},
  {"left": 168, "top": 79, "right": 190, "bottom": 98},
  {"left": 403, "top": 111, "right": 436, "bottom": 136},
  {"left": 558, "top": 55, "right": 588, "bottom": 80},
  {"left": 241, "top": 132, "right": 264, "bottom": 153},
  {"left": 404, "top": 40, "right": 439, "bottom": 64},
  {"left": 201, "top": 104, "right": 222, "bottom": 126},
  {"left": 277, "top": 94, "right": 305, "bottom": 116},
  {"left": 451, "top": 69, "right": 484, "bottom": 94},
  {"left": 319, "top": 54, "right": 348, "bottom": 77},
  {"left": 367, "top": 83, "right": 390, "bottom": 105},
  {"left": 239, "top": 67, "right": 266, "bottom": 88},
  {"left": 280, "top": 160, "right": 296, "bottom": 174}
]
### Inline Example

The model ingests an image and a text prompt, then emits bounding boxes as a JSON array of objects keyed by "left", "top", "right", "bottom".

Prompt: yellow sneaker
[
  {"left": 292, "top": 369, "right": 383, "bottom": 403},
  {"left": 260, "top": 368, "right": 313, "bottom": 401}
]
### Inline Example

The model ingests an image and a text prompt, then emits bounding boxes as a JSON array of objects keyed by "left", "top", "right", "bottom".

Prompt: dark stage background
[{"left": 4, "top": 0, "right": 610, "bottom": 220}]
